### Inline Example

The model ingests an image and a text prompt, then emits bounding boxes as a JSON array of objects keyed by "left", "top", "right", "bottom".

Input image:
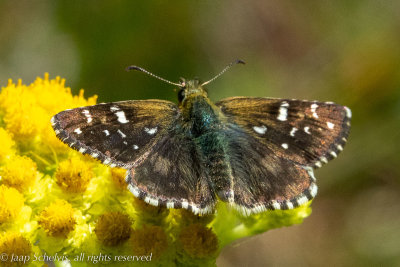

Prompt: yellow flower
[
  {"left": 38, "top": 199, "right": 76, "bottom": 237},
  {"left": 0, "top": 155, "right": 37, "bottom": 192},
  {"left": 0, "top": 128, "right": 16, "bottom": 162},
  {"left": 130, "top": 225, "right": 168, "bottom": 259},
  {"left": 94, "top": 211, "right": 132, "bottom": 246},
  {"left": 179, "top": 224, "right": 218, "bottom": 259},
  {"left": 55, "top": 155, "right": 94, "bottom": 193},
  {"left": 0, "top": 232, "right": 32, "bottom": 267},
  {"left": 0, "top": 185, "right": 24, "bottom": 224}
]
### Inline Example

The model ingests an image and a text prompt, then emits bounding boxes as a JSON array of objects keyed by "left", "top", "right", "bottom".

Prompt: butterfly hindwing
[
  {"left": 126, "top": 125, "right": 216, "bottom": 214},
  {"left": 216, "top": 97, "right": 351, "bottom": 168},
  {"left": 52, "top": 100, "right": 179, "bottom": 168},
  {"left": 222, "top": 124, "right": 317, "bottom": 215}
]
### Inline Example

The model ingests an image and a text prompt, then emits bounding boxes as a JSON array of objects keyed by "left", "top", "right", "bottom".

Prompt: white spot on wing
[
  {"left": 336, "top": 144, "right": 343, "bottom": 151},
  {"left": 79, "top": 147, "right": 86, "bottom": 153},
  {"left": 253, "top": 125, "right": 267, "bottom": 134},
  {"left": 127, "top": 184, "right": 140, "bottom": 197},
  {"left": 271, "top": 201, "right": 281, "bottom": 210},
  {"left": 304, "top": 126, "right": 311, "bottom": 134},
  {"left": 296, "top": 195, "right": 309, "bottom": 205},
  {"left": 181, "top": 201, "right": 189, "bottom": 209},
  {"left": 82, "top": 109, "right": 92, "bottom": 123},
  {"left": 311, "top": 103, "right": 319, "bottom": 119},
  {"left": 330, "top": 151, "right": 337, "bottom": 158},
  {"left": 277, "top": 101, "right": 289, "bottom": 121},
  {"left": 144, "top": 127, "right": 158, "bottom": 135},
  {"left": 309, "top": 183, "right": 318, "bottom": 197},
  {"left": 290, "top": 127, "right": 298, "bottom": 137},
  {"left": 191, "top": 206, "right": 200, "bottom": 214},
  {"left": 110, "top": 106, "right": 120, "bottom": 111},
  {"left": 145, "top": 196, "right": 159, "bottom": 206},
  {"left": 327, "top": 122, "right": 335, "bottom": 129},
  {"left": 281, "top": 143, "right": 289, "bottom": 149},
  {"left": 115, "top": 111, "right": 129, "bottom": 123},
  {"left": 117, "top": 129, "right": 127, "bottom": 138},
  {"left": 51, "top": 117, "right": 56, "bottom": 125},
  {"left": 166, "top": 202, "right": 174, "bottom": 209},
  {"left": 344, "top": 106, "right": 352, "bottom": 118},
  {"left": 133, "top": 145, "right": 139, "bottom": 150},
  {"left": 103, "top": 130, "right": 110, "bottom": 136},
  {"left": 74, "top": 128, "right": 82, "bottom": 134}
]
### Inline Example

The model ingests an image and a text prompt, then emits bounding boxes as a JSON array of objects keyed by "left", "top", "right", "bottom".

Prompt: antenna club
[
  {"left": 125, "top": 65, "right": 142, "bottom": 72},
  {"left": 201, "top": 59, "right": 245, "bottom": 86}
]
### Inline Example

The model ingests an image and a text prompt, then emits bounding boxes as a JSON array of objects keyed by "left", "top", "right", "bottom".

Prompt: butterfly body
[{"left": 52, "top": 77, "right": 351, "bottom": 216}]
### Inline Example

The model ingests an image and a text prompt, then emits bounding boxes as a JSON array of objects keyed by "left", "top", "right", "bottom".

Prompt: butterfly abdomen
[{"left": 184, "top": 95, "right": 233, "bottom": 201}]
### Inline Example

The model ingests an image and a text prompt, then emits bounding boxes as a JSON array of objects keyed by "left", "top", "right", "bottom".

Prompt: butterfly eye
[{"left": 178, "top": 88, "right": 186, "bottom": 103}]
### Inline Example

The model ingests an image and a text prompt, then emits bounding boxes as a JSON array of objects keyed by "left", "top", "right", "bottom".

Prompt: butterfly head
[{"left": 177, "top": 78, "right": 208, "bottom": 104}]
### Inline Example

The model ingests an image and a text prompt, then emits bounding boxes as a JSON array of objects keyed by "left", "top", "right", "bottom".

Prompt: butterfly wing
[
  {"left": 223, "top": 124, "right": 317, "bottom": 215},
  {"left": 216, "top": 97, "right": 351, "bottom": 168},
  {"left": 126, "top": 125, "right": 216, "bottom": 215},
  {"left": 216, "top": 97, "right": 351, "bottom": 215},
  {"left": 52, "top": 100, "right": 179, "bottom": 168},
  {"left": 52, "top": 100, "right": 215, "bottom": 213}
]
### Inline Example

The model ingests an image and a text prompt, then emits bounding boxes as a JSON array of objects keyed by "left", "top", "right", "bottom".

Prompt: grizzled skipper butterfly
[{"left": 51, "top": 60, "right": 351, "bottom": 216}]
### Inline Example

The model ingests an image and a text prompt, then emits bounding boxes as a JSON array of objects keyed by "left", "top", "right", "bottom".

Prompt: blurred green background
[{"left": 1, "top": 1, "right": 399, "bottom": 266}]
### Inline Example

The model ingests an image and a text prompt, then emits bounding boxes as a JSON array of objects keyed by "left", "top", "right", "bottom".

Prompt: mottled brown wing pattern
[
  {"left": 222, "top": 124, "right": 317, "bottom": 215},
  {"left": 214, "top": 97, "right": 350, "bottom": 215},
  {"left": 217, "top": 97, "right": 351, "bottom": 169},
  {"left": 51, "top": 100, "right": 179, "bottom": 168},
  {"left": 126, "top": 126, "right": 216, "bottom": 215}
]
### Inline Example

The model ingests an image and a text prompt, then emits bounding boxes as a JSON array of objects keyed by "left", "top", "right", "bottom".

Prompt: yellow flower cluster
[
  {"left": 0, "top": 74, "right": 97, "bottom": 150},
  {"left": 0, "top": 74, "right": 312, "bottom": 266}
]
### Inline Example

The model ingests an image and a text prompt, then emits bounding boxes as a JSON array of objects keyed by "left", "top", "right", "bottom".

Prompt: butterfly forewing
[
  {"left": 52, "top": 100, "right": 179, "bottom": 168},
  {"left": 216, "top": 97, "right": 351, "bottom": 168}
]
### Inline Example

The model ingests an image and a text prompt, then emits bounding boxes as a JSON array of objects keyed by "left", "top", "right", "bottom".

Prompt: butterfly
[{"left": 51, "top": 60, "right": 351, "bottom": 216}]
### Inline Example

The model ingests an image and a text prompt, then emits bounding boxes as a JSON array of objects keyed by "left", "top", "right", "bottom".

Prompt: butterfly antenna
[
  {"left": 201, "top": 59, "right": 245, "bottom": 86},
  {"left": 126, "top": 65, "right": 182, "bottom": 87}
]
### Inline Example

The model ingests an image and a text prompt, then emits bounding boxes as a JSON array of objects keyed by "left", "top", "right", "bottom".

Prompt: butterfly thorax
[{"left": 178, "top": 80, "right": 224, "bottom": 137}]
